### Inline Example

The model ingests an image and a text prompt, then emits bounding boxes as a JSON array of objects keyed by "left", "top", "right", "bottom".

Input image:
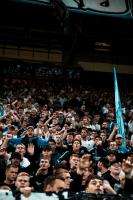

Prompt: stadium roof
[{"left": 0, "top": 0, "right": 133, "bottom": 66}]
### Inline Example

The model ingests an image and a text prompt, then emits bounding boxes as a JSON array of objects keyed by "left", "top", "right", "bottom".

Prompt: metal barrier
[{"left": 0, "top": 190, "right": 133, "bottom": 200}]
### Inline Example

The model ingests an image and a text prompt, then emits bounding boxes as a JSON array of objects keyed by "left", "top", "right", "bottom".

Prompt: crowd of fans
[{"left": 0, "top": 78, "right": 133, "bottom": 199}]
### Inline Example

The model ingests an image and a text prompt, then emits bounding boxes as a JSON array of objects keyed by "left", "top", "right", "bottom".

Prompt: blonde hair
[{"left": 17, "top": 172, "right": 29, "bottom": 178}]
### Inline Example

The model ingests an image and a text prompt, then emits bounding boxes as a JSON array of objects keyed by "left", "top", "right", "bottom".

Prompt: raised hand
[
  {"left": 27, "top": 143, "right": 35, "bottom": 156},
  {"left": 122, "top": 159, "right": 133, "bottom": 177}
]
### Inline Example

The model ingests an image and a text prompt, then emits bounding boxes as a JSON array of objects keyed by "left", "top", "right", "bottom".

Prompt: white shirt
[
  {"left": 128, "top": 120, "right": 133, "bottom": 133},
  {"left": 20, "top": 157, "right": 30, "bottom": 168},
  {"left": 81, "top": 139, "right": 94, "bottom": 151}
]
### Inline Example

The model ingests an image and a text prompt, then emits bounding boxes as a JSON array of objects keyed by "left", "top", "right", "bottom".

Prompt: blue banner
[
  {"left": 114, "top": 66, "right": 126, "bottom": 147},
  {"left": 17, "top": 0, "right": 133, "bottom": 19}
]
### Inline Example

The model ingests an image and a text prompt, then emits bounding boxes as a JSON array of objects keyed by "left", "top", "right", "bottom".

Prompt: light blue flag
[{"left": 114, "top": 66, "right": 126, "bottom": 147}]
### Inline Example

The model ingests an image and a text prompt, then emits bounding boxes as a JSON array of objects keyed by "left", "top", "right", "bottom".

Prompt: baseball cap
[
  {"left": 115, "top": 134, "right": 123, "bottom": 139},
  {"left": 31, "top": 108, "right": 37, "bottom": 112},
  {"left": 109, "top": 160, "right": 120, "bottom": 167},
  {"left": 27, "top": 126, "right": 34, "bottom": 130}
]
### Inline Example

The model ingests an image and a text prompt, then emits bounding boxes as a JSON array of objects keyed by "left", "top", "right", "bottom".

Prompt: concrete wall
[
  {"left": 0, "top": 45, "right": 133, "bottom": 75},
  {"left": 0, "top": 45, "right": 62, "bottom": 63},
  {"left": 78, "top": 61, "right": 133, "bottom": 74}
]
